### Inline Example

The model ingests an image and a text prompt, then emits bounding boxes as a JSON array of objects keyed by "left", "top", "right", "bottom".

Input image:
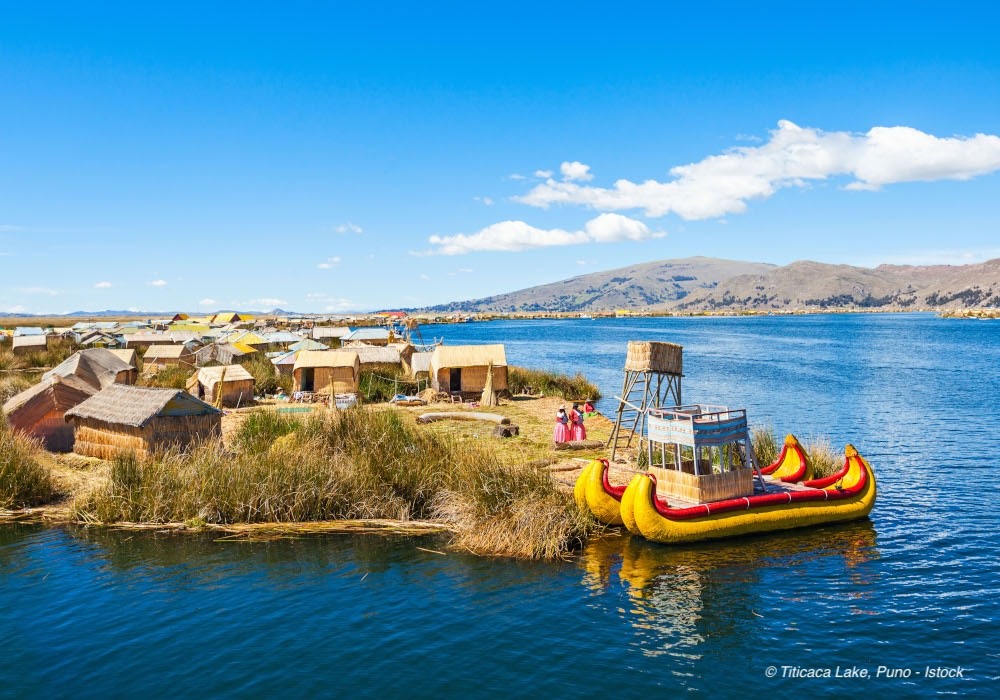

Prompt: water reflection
[{"left": 579, "top": 521, "right": 880, "bottom": 658}]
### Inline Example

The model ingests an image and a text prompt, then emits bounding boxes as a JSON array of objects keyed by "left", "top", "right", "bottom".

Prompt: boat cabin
[{"left": 644, "top": 404, "right": 763, "bottom": 503}]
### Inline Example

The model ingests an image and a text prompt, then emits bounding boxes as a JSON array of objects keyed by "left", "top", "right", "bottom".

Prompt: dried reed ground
[{"left": 73, "top": 407, "right": 594, "bottom": 559}]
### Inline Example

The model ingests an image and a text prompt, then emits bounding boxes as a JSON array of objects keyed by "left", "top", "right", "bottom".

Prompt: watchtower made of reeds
[{"left": 607, "top": 341, "right": 683, "bottom": 461}]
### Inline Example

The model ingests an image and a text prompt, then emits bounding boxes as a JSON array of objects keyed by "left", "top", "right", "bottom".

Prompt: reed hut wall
[
  {"left": 70, "top": 413, "right": 221, "bottom": 460},
  {"left": 293, "top": 366, "right": 358, "bottom": 395},
  {"left": 432, "top": 364, "right": 508, "bottom": 393}
]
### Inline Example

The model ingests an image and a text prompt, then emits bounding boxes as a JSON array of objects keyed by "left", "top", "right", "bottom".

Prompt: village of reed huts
[{"left": 3, "top": 311, "right": 509, "bottom": 458}]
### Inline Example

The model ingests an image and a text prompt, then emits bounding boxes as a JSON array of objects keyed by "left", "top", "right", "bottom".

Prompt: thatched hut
[
  {"left": 292, "top": 350, "right": 359, "bottom": 395},
  {"left": 271, "top": 350, "right": 298, "bottom": 377},
  {"left": 344, "top": 345, "right": 406, "bottom": 375},
  {"left": 3, "top": 349, "right": 138, "bottom": 451},
  {"left": 44, "top": 348, "right": 137, "bottom": 389},
  {"left": 107, "top": 348, "right": 139, "bottom": 372},
  {"left": 186, "top": 365, "right": 255, "bottom": 407},
  {"left": 429, "top": 344, "right": 508, "bottom": 395},
  {"left": 64, "top": 385, "right": 222, "bottom": 459},
  {"left": 3, "top": 375, "right": 96, "bottom": 451},
  {"left": 12, "top": 335, "right": 49, "bottom": 356},
  {"left": 142, "top": 344, "right": 194, "bottom": 372}
]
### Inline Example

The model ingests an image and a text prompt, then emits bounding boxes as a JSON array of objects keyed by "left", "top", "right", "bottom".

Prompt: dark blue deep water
[{"left": 2, "top": 314, "right": 998, "bottom": 697}]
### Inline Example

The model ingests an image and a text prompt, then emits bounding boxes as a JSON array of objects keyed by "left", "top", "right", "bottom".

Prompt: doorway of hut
[
  {"left": 449, "top": 368, "right": 462, "bottom": 393},
  {"left": 301, "top": 368, "right": 315, "bottom": 392}
]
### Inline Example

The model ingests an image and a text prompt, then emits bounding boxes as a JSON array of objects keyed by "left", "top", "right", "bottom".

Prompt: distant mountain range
[{"left": 426, "top": 256, "right": 1000, "bottom": 313}]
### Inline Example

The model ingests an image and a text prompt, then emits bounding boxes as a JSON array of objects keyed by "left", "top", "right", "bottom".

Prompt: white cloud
[
  {"left": 324, "top": 298, "right": 354, "bottom": 311},
  {"left": 127, "top": 306, "right": 140, "bottom": 313},
  {"left": 150, "top": 279, "right": 167, "bottom": 287},
  {"left": 507, "top": 173, "right": 527, "bottom": 180},
  {"left": 305, "top": 292, "right": 329, "bottom": 299},
  {"left": 198, "top": 298, "right": 217, "bottom": 306},
  {"left": 516, "top": 121, "right": 1000, "bottom": 219},
  {"left": 458, "top": 268, "right": 473, "bottom": 273},
  {"left": 419, "top": 273, "right": 431, "bottom": 281},
  {"left": 94, "top": 281, "right": 112, "bottom": 289},
  {"left": 335, "top": 222, "right": 363, "bottom": 234},
  {"left": 426, "top": 213, "right": 663, "bottom": 255},
  {"left": 317, "top": 256, "right": 342, "bottom": 269},
  {"left": 534, "top": 169, "right": 553, "bottom": 178},
  {"left": 18, "top": 287, "right": 59, "bottom": 296},
  {"left": 576, "top": 259, "right": 587, "bottom": 266},
  {"left": 249, "top": 298, "right": 287, "bottom": 308},
  {"left": 4, "top": 305, "right": 26, "bottom": 313},
  {"left": 560, "top": 161, "right": 593, "bottom": 181},
  {"left": 473, "top": 196, "right": 495, "bottom": 206}
]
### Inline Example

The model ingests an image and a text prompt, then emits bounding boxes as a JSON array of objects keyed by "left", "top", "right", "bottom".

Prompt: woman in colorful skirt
[
  {"left": 554, "top": 406, "right": 570, "bottom": 444},
  {"left": 570, "top": 403, "right": 587, "bottom": 441}
]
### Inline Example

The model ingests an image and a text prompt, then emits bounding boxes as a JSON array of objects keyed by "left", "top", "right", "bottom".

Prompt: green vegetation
[
  {"left": 0, "top": 417, "right": 54, "bottom": 508},
  {"left": 242, "top": 353, "right": 292, "bottom": 396},
  {"left": 138, "top": 365, "right": 192, "bottom": 390},
  {"left": 358, "top": 367, "right": 421, "bottom": 403},
  {"left": 507, "top": 366, "right": 601, "bottom": 401},
  {"left": 751, "top": 425, "right": 779, "bottom": 467},
  {"left": 74, "top": 407, "right": 592, "bottom": 559}
]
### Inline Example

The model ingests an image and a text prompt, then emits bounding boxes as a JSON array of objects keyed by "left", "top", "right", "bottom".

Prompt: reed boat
[
  {"left": 617, "top": 446, "right": 875, "bottom": 543},
  {"left": 574, "top": 459, "right": 627, "bottom": 526},
  {"left": 574, "top": 405, "right": 876, "bottom": 544},
  {"left": 759, "top": 433, "right": 812, "bottom": 482}
]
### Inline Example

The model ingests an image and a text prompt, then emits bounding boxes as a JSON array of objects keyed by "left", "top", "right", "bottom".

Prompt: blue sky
[{"left": 1, "top": 2, "right": 999, "bottom": 314}]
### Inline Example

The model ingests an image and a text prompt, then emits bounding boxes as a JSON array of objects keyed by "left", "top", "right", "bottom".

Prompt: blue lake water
[{"left": 2, "top": 314, "right": 999, "bottom": 696}]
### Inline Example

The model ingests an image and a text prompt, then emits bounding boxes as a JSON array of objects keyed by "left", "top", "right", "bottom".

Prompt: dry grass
[
  {"left": 138, "top": 365, "right": 193, "bottom": 389},
  {"left": 752, "top": 425, "right": 779, "bottom": 467},
  {"left": 0, "top": 374, "right": 35, "bottom": 404},
  {"left": 507, "top": 366, "right": 601, "bottom": 401},
  {"left": 73, "top": 406, "right": 598, "bottom": 559},
  {"left": 0, "top": 417, "right": 54, "bottom": 508}
]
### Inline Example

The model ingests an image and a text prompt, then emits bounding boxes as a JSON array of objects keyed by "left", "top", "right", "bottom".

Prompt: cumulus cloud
[
  {"left": 336, "top": 222, "right": 363, "bottom": 234},
  {"left": 198, "top": 298, "right": 217, "bottom": 306},
  {"left": 317, "top": 256, "right": 342, "bottom": 269},
  {"left": 534, "top": 169, "right": 553, "bottom": 178},
  {"left": 426, "top": 213, "right": 663, "bottom": 255},
  {"left": 473, "top": 196, "right": 494, "bottom": 206},
  {"left": 507, "top": 173, "right": 527, "bottom": 180},
  {"left": 149, "top": 279, "right": 167, "bottom": 287},
  {"left": 516, "top": 121, "right": 1000, "bottom": 219},
  {"left": 94, "top": 281, "right": 112, "bottom": 289},
  {"left": 560, "top": 161, "right": 593, "bottom": 181}
]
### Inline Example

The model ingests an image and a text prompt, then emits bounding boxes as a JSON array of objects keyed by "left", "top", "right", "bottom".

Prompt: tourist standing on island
[
  {"left": 554, "top": 406, "right": 570, "bottom": 444},
  {"left": 570, "top": 403, "right": 587, "bottom": 441}
]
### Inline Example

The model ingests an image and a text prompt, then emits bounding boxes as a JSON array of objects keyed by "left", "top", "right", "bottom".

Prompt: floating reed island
[{"left": 2, "top": 316, "right": 849, "bottom": 558}]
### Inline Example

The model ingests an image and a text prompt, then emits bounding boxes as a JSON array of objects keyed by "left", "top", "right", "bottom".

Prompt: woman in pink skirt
[
  {"left": 553, "top": 406, "right": 570, "bottom": 444},
  {"left": 570, "top": 403, "right": 587, "bottom": 441}
]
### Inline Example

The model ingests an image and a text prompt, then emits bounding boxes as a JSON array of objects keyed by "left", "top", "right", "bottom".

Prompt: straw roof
[
  {"left": 194, "top": 364, "right": 254, "bottom": 388},
  {"left": 294, "top": 350, "right": 358, "bottom": 370},
  {"left": 3, "top": 374, "right": 96, "bottom": 417},
  {"left": 344, "top": 346, "right": 401, "bottom": 365},
  {"left": 65, "top": 385, "right": 222, "bottom": 427},
  {"left": 431, "top": 344, "right": 507, "bottom": 369},
  {"left": 43, "top": 349, "right": 135, "bottom": 391},
  {"left": 107, "top": 348, "right": 138, "bottom": 367},
  {"left": 143, "top": 344, "right": 189, "bottom": 360}
]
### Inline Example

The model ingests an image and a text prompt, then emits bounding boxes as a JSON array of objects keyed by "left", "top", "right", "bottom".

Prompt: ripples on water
[{"left": 2, "top": 314, "right": 998, "bottom": 696}]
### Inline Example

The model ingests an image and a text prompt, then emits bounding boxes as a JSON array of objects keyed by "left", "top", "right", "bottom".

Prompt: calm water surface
[{"left": 2, "top": 314, "right": 998, "bottom": 697}]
